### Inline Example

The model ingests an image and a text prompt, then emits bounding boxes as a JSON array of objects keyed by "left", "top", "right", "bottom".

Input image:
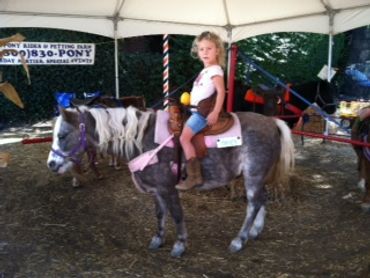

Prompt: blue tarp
[{"left": 345, "top": 68, "right": 370, "bottom": 87}]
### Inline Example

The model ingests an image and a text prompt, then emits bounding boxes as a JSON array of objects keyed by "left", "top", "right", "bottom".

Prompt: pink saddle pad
[{"left": 154, "top": 110, "right": 242, "bottom": 148}]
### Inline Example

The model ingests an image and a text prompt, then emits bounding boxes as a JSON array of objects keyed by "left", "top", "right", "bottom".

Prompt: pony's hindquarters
[{"left": 229, "top": 113, "right": 295, "bottom": 253}]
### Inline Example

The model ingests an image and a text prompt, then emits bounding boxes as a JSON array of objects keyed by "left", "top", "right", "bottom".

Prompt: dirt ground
[{"left": 0, "top": 123, "right": 370, "bottom": 278}]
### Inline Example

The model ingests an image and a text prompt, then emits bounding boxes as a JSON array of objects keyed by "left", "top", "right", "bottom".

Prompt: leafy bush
[{"left": 237, "top": 32, "right": 346, "bottom": 86}]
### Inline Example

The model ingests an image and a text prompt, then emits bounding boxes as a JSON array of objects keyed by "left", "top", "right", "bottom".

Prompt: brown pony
[
  {"left": 58, "top": 95, "right": 146, "bottom": 187},
  {"left": 351, "top": 106, "right": 370, "bottom": 211}
]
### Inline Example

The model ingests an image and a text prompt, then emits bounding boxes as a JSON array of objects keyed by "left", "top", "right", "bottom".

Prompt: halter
[{"left": 51, "top": 113, "right": 88, "bottom": 165}]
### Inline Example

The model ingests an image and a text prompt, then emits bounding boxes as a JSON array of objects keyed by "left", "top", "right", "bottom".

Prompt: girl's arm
[{"left": 207, "top": 75, "right": 225, "bottom": 125}]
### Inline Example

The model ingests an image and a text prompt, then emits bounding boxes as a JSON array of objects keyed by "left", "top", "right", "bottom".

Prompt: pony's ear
[
  {"left": 59, "top": 106, "right": 77, "bottom": 124},
  {"left": 58, "top": 106, "right": 67, "bottom": 119}
]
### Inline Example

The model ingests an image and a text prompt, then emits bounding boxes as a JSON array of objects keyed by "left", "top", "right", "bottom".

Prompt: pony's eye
[{"left": 58, "top": 133, "right": 67, "bottom": 140}]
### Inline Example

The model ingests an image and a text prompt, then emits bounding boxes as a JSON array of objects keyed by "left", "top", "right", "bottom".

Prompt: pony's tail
[{"left": 269, "top": 118, "right": 295, "bottom": 186}]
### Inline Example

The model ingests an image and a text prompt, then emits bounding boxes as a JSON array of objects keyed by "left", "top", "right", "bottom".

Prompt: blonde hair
[{"left": 191, "top": 31, "right": 226, "bottom": 68}]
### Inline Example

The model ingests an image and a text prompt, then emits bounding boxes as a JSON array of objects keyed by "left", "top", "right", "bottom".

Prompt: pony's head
[
  {"left": 314, "top": 80, "right": 337, "bottom": 115},
  {"left": 47, "top": 107, "right": 91, "bottom": 174},
  {"left": 47, "top": 105, "right": 152, "bottom": 174}
]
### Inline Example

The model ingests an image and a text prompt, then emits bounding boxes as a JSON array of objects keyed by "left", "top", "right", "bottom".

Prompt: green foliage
[
  {"left": 166, "top": 36, "right": 202, "bottom": 98},
  {"left": 236, "top": 32, "right": 346, "bottom": 86},
  {"left": 120, "top": 52, "right": 163, "bottom": 106}
]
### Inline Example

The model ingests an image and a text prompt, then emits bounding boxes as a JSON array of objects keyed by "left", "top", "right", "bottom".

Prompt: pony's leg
[
  {"left": 87, "top": 149, "right": 103, "bottom": 179},
  {"left": 229, "top": 179, "right": 238, "bottom": 200},
  {"left": 149, "top": 193, "right": 168, "bottom": 250},
  {"left": 72, "top": 176, "right": 80, "bottom": 188},
  {"left": 149, "top": 189, "right": 187, "bottom": 257},
  {"left": 70, "top": 165, "right": 87, "bottom": 187},
  {"left": 108, "top": 155, "right": 114, "bottom": 167},
  {"left": 229, "top": 177, "right": 266, "bottom": 253},
  {"left": 167, "top": 190, "right": 187, "bottom": 257},
  {"left": 248, "top": 204, "right": 266, "bottom": 239},
  {"left": 107, "top": 155, "right": 121, "bottom": 170},
  {"left": 113, "top": 155, "right": 121, "bottom": 170},
  {"left": 360, "top": 158, "right": 370, "bottom": 212},
  {"left": 358, "top": 178, "right": 366, "bottom": 192},
  {"left": 361, "top": 182, "right": 370, "bottom": 212}
]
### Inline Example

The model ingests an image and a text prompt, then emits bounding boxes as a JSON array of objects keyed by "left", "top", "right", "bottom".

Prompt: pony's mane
[{"left": 88, "top": 106, "right": 152, "bottom": 159}]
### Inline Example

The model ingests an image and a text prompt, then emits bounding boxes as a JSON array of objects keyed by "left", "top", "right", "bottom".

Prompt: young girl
[{"left": 176, "top": 31, "right": 226, "bottom": 191}]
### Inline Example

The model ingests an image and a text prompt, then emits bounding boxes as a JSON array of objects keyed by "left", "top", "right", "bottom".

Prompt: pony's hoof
[
  {"left": 229, "top": 237, "right": 244, "bottom": 253},
  {"left": 358, "top": 179, "right": 366, "bottom": 192},
  {"left": 170, "top": 241, "right": 186, "bottom": 258},
  {"left": 248, "top": 228, "right": 259, "bottom": 240},
  {"left": 149, "top": 235, "right": 164, "bottom": 250},
  {"left": 72, "top": 178, "right": 81, "bottom": 188},
  {"left": 361, "top": 202, "right": 370, "bottom": 212}
]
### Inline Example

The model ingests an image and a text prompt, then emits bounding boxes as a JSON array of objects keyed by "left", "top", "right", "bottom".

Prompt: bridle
[
  {"left": 314, "top": 82, "right": 337, "bottom": 111},
  {"left": 51, "top": 112, "right": 88, "bottom": 165}
]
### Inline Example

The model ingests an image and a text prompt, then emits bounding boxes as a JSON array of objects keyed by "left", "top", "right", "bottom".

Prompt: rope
[
  {"left": 238, "top": 51, "right": 348, "bottom": 132},
  {"left": 151, "top": 72, "right": 198, "bottom": 109}
]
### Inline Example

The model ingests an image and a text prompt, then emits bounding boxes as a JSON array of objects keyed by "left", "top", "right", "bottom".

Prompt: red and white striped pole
[{"left": 163, "top": 34, "right": 169, "bottom": 108}]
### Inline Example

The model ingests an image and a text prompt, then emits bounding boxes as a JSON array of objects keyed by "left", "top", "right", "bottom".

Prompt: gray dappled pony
[{"left": 47, "top": 105, "right": 295, "bottom": 257}]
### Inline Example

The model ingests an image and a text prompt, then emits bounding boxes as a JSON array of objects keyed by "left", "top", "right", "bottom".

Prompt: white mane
[{"left": 89, "top": 106, "right": 152, "bottom": 159}]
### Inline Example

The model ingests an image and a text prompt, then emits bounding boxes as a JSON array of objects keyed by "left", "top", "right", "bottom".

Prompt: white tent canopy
[
  {"left": 2, "top": 0, "right": 370, "bottom": 96},
  {"left": 2, "top": 0, "right": 370, "bottom": 41}
]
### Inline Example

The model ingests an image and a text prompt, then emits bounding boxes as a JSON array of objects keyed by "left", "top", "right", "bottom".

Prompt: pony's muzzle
[{"left": 47, "top": 160, "right": 59, "bottom": 172}]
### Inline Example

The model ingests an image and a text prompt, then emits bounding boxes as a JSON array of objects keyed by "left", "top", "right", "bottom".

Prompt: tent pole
[
  {"left": 327, "top": 33, "right": 333, "bottom": 82},
  {"left": 327, "top": 10, "right": 334, "bottom": 82},
  {"left": 324, "top": 11, "right": 335, "bottom": 137},
  {"left": 114, "top": 19, "right": 120, "bottom": 98},
  {"left": 324, "top": 32, "right": 333, "bottom": 137}
]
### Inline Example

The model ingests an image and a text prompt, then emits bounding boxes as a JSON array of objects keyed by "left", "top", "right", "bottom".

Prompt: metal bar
[{"left": 292, "top": 130, "right": 370, "bottom": 148}]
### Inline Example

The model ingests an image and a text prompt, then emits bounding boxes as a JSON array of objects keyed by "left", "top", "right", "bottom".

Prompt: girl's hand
[{"left": 207, "top": 111, "right": 219, "bottom": 126}]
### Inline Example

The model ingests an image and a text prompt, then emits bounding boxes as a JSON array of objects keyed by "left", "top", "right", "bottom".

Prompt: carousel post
[{"left": 163, "top": 34, "right": 170, "bottom": 109}]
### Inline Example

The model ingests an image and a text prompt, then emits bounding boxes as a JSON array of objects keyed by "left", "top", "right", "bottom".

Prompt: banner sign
[{"left": 0, "top": 42, "right": 95, "bottom": 65}]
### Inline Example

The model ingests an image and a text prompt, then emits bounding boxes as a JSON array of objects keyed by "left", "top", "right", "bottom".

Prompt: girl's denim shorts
[{"left": 185, "top": 112, "right": 208, "bottom": 134}]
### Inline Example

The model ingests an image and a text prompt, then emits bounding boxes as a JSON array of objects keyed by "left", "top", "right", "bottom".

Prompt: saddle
[{"left": 167, "top": 96, "right": 234, "bottom": 158}]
